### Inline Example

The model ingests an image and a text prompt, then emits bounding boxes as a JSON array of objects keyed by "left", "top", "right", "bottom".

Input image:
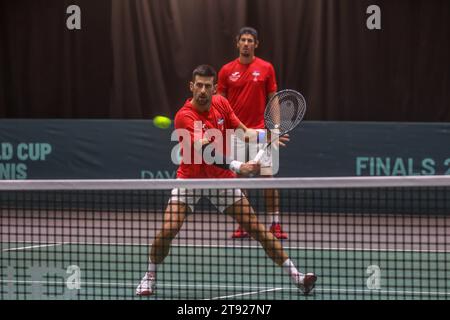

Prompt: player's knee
[
  {"left": 162, "top": 223, "right": 182, "bottom": 239},
  {"left": 254, "top": 227, "right": 276, "bottom": 243},
  {"left": 245, "top": 224, "right": 264, "bottom": 239}
]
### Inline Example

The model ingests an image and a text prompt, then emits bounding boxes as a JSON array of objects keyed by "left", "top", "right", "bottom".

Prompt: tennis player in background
[
  {"left": 218, "top": 27, "right": 288, "bottom": 239},
  {"left": 136, "top": 65, "right": 317, "bottom": 296}
]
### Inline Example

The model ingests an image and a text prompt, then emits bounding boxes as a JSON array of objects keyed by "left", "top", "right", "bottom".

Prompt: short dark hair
[
  {"left": 192, "top": 64, "right": 217, "bottom": 82},
  {"left": 237, "top": 26, "right": 258, "bottom": 41}
]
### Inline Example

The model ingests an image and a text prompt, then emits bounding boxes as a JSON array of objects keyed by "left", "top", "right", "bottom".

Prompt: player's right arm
[
  {"left": 175, "top": 113, "right": 210, "bottom": 159},
  {"left": 176, "top": 111, "right": 259, "bottom": 177},
  {"left": 217, "top": 67, "right": 228, "bottom": 98}
]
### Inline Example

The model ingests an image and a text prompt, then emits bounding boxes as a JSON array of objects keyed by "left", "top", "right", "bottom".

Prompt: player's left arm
[
  {"left": 265, "top": 64, "right": 284, "bottom": 141},
  {"left": 230, "top": 103, "right": 288, "bottom": 147},
  {"left": 235, "top": 122, "right": 258, "bottom": 142}
]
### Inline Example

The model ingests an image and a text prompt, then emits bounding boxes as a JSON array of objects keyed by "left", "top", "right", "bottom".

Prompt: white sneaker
[
  {"left": 292, "top": 272, "right": 317, "bottom": 295},
  {"left": 136, "top": 272, "right": 156, "bottom": 296}
]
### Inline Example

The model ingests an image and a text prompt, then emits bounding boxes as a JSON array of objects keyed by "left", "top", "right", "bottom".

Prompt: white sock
[
  {"left": 147, "top": 261, "right": 157, "bottom": 274},
  {"left": 282, "top": 259, "right": 303, "bottom": 279},
  {"left": 271, "top": 212, "right": 280, "bottom": 224}
]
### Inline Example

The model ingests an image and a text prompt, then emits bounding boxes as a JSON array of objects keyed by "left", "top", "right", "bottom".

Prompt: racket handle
[{"left": 253, "top": 149, "right": 265, "bottom": 163}]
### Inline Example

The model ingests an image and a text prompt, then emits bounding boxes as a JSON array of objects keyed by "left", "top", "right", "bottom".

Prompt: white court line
[
  {"left": 159, "top": 282, "right": 275, "bottom": 290},
  {"left": 2, "top": 243, "right": 68, "bottom": 252},
  {"left": 173, "top": 243, "right": 450, "bottom": 254},
  {"left": 208, "top": 288, "right": 283, "bottom": 300},
  {"left": 313, "top": 287, "right": 450, "bottom": 297},
  {"left": 0, "top": 279, "right": 448, "bottom": 297},
  {"left": 2, "top": 240, "right": 448, "bottom": 253},
  {"left": 0, "top": 279, "right": 136, "bottom": 287},
  {"left": 0, "top": 279, "right": 272, "bottom": 290}
]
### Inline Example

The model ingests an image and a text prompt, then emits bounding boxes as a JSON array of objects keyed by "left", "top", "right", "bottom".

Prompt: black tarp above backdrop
[{"left": 0, "top": 0, "right": 449, "bottom": 121}]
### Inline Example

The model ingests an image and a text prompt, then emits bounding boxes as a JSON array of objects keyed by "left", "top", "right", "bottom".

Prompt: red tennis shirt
[
  {"left": 174, "top": 95, "right": 241, "bottom": 179},
  {"left": 218, "top": 57, "right": 277, "bottom": 129}
]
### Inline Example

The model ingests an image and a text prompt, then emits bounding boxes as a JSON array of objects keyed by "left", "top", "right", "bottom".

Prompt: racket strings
[{"left": 265, "top": 91, "right": 306, "bottom": 133}]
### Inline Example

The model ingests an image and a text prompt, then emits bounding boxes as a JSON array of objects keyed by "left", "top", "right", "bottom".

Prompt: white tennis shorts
[{"left": 169, "top": 188, "right": 244, "bottom": 213}]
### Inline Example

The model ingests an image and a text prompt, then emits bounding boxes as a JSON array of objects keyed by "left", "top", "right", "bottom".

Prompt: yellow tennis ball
[{"left": 153, "top": 116, "right": 172, "bottom": 129}]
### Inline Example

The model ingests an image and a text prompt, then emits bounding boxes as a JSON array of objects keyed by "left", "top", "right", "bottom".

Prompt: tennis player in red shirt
[
  {"left": 218, "top": 27, "right": 288, "bottom": 239},
  {"left": 135, "top": 65, "right": 316, "bottom": 297}
]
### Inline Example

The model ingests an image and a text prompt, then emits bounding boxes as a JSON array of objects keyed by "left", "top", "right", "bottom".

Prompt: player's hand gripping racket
[{"left": 253, "top": 89, "right": 306, "bottom": 163}]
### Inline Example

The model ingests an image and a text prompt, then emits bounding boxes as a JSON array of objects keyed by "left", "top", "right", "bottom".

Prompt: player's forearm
[
  {"left": 197, "top": 144, "right": 241, "bottom": 174},
  {"left": 244, "top": 128, "right": 257, "bottom": 142},
  {"left": 236, "top": 123, "right": 264, "bottom": 142},
  {"left": 211, "top": 157, "right": 259, "bottom": 176},
  {"left": 193, "top": 137, "right": 211, "bottom": 152},
  {"left": 195, "top": 144, "right": 259, "bottom": 176}
]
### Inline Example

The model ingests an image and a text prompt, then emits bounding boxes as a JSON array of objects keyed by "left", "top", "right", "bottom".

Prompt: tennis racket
[{"left": 253, "top": 89, "right": 306, "bottom": 163}]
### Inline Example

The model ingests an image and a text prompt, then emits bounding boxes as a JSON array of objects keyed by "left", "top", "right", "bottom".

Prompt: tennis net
[{"left": 1, "top": 176, "right": 449, "bottom": 300}]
